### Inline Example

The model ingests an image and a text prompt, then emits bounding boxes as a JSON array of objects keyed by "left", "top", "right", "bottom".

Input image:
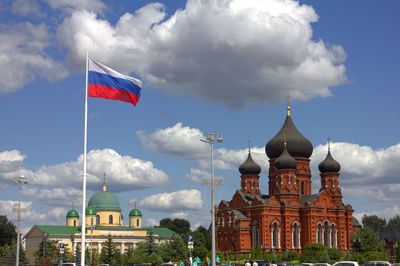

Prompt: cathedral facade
[{"left": 216, "top": 105, "right": 358, "bottom": 253}]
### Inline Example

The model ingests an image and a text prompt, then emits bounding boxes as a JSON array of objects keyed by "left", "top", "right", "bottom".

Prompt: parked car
[
  {"left": 314, "top": 263, "right": 331, "bottom": 266},
  {"left": 301, "top": 263, "right": 314, "bottom": 266},
  {"left": 332, "top": 261, "right": 360, "bottom": 266},
  {"left": 362, "top": 261, "right": 390, "bottom": 266},
  {"left": 60, "top": 263, "right": 76, "bottom": 266}
]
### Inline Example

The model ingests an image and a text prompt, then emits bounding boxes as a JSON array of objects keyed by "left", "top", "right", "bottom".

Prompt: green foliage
[
  {"left": 34, "top": 238, "right": 60, "bottom": 264},
  {"left": 195, "top": 226, "right": 211, "bottom": 251},
  {"left": 281, "top": 250, "right": 301, "bottom": 262},
  {"left": 158, "top": 234, "right": 188, "bottom": 262},
  {"left": 146, "top": 231, "right": 158, "bottom": 255},
  {"left": 362, "top": 215, "right": 387, "bottom": 234},
  {"left": 0, "top": 241, "right": 28, "bottom": 265},
  {"left": 0, "top": 216, "right": 17, "bottom": 246},
  {"left": 386, "top": 215, "right": 400, "bottom": 233},
  {"left": 352, "top": 227, "right": 385, "bottom": 253},
  {"left": 160, "top": 218, "right": 191, "bottom": 236},
  {"left": 250, "top": 247, "right": 263, "bottom": 259},
  {"left": 327, "top": 248, "right": 342, "bottom": 263},
  {"left": 264, "top": 252, "right": 278, "bottom": 263},
  {"left": 192, "top": 230, "right": 209, "bottom": 258},
  {"left": 100, "top": 234, "right": 117, "bottom": 264},
  {"left": 301, "top": 243, "right": 329, "bottom": 263},
  {"left": 363, "top": 251, "right": 389, "bottom": 263}
]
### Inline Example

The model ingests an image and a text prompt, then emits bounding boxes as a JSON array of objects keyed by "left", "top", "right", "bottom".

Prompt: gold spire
[
  {"left": 102, "top": 173, "right": 107, "bottom": 192},
  {"left": 287, "top": 96, "right": 291, "bottom": 116}
]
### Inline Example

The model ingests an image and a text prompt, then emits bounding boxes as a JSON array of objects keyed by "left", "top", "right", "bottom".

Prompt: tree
[
  {"left": 34, "top": 239, "right": 59, "bottom": 264},
  {"left": 0, "top": 241, "right": 28, "bottom": 265},
  {"left": 362, "top": 215, "right": 387, "bottom": 234},
  {"left": 100, "top": 234, "right": 116, "bottom": 264},
  {"left": 159, "top": 234, "right": 188, "bottom": 262},
  {"left": 353, "top": 227, "right": 385, "bottom": 253},
  {"left": 160, "top": 218, "right": 191, "bottom": 236},
  {"left": 194, "top": 225, "right": 211, "bottom": 251},
  {"left": 386, "top": 215, "right": 400, "bottom": 233},
  {"left": 301, "top": 243, "right": 329, "bottom": 263},
  {"left": 327, "top": 248, "right": 342, "bottom": 263},
  {"left": 0, "top": 216, "right": 17, "bottom": 246},
  {"left": 192, "top": 229, "right": 209, "bottom": 259},
  {"left": 145, "top": 231, "right": 158, "bottom": 255}
]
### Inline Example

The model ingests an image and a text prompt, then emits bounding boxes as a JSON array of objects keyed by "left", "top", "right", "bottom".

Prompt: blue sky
[{"left": 1, "top": 0, "right": 400, "bottom": 234}]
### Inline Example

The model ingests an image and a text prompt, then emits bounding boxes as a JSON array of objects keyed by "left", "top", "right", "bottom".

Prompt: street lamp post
[
  {"left": 13, "top": 176, "right": 28, "bottom": 266},
  {"left": 201, "top": 131, "right": 223, "bottom": 266}
]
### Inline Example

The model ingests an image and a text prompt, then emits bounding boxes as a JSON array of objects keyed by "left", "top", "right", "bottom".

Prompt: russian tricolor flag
[{"left": 88, "top": 59, "right": 142, "bottom": 106}]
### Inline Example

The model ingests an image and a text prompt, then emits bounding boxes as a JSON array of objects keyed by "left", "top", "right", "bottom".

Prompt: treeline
[{"left": 0, "top": 215, "right": 28, "bottom": 265}]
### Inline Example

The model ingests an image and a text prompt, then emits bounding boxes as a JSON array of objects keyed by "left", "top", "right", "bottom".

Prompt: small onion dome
[
  {"left": 274, "top": 144, "right": 297, "bottom": 170},
  {"left": 85, "top": 207, "right": 96, "bottom": 216},
  {"left": 239, "top": 152, "right": 261, "bottom": 175},
  {"left": 66, "top": 209, "right": 79, "bottom": 218},
  {"left": 129, "top": 208, "right": 142, "bottom": 217},
  {"left": 266, "top": 114, "right": 313, "bottom": 159},
  {"left": 318, "top": 150, "right": 341, "bottom": 173}
]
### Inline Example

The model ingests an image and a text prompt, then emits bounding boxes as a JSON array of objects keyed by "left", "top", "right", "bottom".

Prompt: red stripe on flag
[{"left": 88, "top": 84, "right": 140, "bottom": 106}]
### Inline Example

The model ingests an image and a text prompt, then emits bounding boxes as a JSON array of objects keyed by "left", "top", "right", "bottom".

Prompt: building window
[
  {"left": 292, "top": 223, "right": 300, "bottom": 248},
  {"left": 73, "top": 220, "right": 76, "bottom": 226},
  {"left": 317, "top": 223, "right": 322, "bottom": 244},
  {"left": 96, "top": 215, "right": 100, "bottom": 225},
  {"left": 331, "top": 224, "right": 336, "bottom": 248},
  {"left": 324, "top": 221, "right": 329, "bottom": 247},
  {"left": 137, "top": 219, "right": 139, "bottom": 227},
  {"left": 109, "top": 215, "right": 113, "bottom": 224},
  {"left": 301, "top": 182, "right": 305, "bottom": 194},
  {"left": 272, "top": 222, "right": 279, "bottom": 248},
  {"left": 252, "top": 222, "right": 259, "bottom": 248}
]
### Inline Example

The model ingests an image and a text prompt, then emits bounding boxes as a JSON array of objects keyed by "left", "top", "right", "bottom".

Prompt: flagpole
[{"left": 81, "top": 51, "right": 89, "bottom": 266}]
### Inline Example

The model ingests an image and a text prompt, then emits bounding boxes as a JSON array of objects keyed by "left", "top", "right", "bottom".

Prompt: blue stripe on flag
[{"left": 88, "top": 71, "right": 141, "bottom": 97}]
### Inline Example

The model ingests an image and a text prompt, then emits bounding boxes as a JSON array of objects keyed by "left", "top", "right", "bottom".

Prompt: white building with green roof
[{"left": 24, "top": 177, "right": 176, "bottom": 263}]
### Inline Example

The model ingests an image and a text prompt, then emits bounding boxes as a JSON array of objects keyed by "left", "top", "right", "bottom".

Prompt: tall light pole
[
  {"left": 201, "top": 131, "right": 223, "bottom": 266},
  {"left": 13, "top": 175, "right": 28, "bottom": 266}
]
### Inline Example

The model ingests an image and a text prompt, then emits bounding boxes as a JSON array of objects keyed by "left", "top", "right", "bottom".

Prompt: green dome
[
  {"left": 88, "top": 191, "right": 121, "bottom": 211},
  {"left": 85, "top": 207, "right": 96, "bottom": 216},
  {"left": 129, "top": 208, "right": 142, "bottom": 217},
  {"left": 66, "top": 209, "right": 79, "bottom": 218}
]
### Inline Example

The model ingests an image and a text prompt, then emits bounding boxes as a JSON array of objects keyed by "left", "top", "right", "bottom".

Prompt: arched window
[
  {"left": 301, "top": 182, "right": 305, "bottom": 194},
  {"left": 73, "top": 220, "right": 76, "bottom": 226},
  {"left": 317, "top": 223, "right": 322, "bottom": 243},
  {"left": 96, "top": 215, "right": 100, "bottom": 225},
  {"left": 91, "top": 217, "right": 94, "bottom": 226},
  {"left": 137, "top": 219, "right": 139, "bottom": 227},
  {"left": 272, "top": 222, "right": 279, "bottom": 248},
  {"left": 292, "top": 223, "right": 300, "bottom": 248},
  {"left": 109, "top": 215, "right": 113, "bottom": 224},
  {"left": 252, "top": 222, "right": 259, "bottom": 248},
  {"left": 331, "top": 224, "right": 336, "bottom": 247},
  {"left": 324, "top": 221, "right": 329, "bottom": 247}
]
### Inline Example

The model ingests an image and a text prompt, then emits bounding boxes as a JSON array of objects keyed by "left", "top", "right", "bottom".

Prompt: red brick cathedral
[{"left": 216, "top": 105, "right": 359, "bottom": 253}]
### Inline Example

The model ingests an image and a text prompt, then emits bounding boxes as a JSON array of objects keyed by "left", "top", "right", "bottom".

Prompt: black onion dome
[
  {"left": 318, "top": 150, "right": 341, "bottom": 173},
  {"left": 274, "top": 145, "right": 297, "bottom": 170},
  {"left": 239, "top": 152, "right": 261, "bottom": 175},
  {"left": 266, "top": 114, "right": 313, "bottom": 159}
]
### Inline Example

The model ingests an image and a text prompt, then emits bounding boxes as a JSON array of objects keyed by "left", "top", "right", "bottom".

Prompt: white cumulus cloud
[
  {"left": 0, "top": 22, "right": 68, "bottom": 93},
  {"left": 0, "top": 149, "right": 170, "bottom": 192},
  {"left": 137, "top": 122, "right": 208, "bottom": 160},
  {"left": 138, "top": 189, "right": 202, "bottom": 211},
  {"left": 57, "top": 0, "right": 347, "bottom": 108}
]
